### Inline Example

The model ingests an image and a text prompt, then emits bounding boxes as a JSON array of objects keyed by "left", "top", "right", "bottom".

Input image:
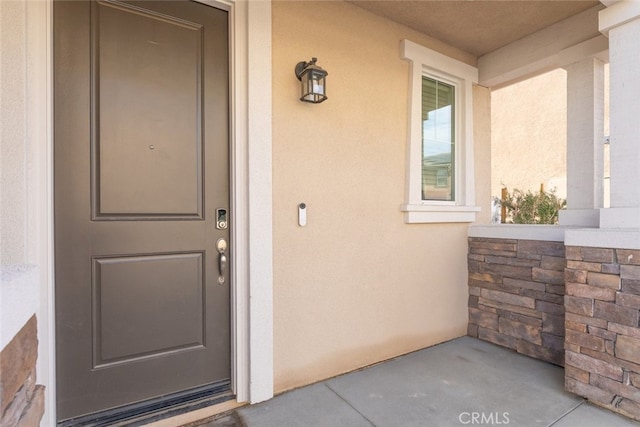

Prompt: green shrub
[{"left": 501, "top": 187, "right": 566, "bottom": 225}]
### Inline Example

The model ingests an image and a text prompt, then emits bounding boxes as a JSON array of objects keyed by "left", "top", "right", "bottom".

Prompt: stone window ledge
[{"left": 468, "top": 224, "right": 569, "bottom": 242}]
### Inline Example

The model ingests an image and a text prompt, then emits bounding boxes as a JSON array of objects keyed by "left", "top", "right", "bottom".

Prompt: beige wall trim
[
  {"left": 558, "top": 57, "right": 605, "bottom": 228},
  {"left": 196, "top": 0, "right": 253, "bottom": 403},
  {"left": 176, "top": 0, "right": 275, "bottom": 406},
  {"left": 565, "top": 228, "right": 640, "bottom": 250},
  {"left": 245, "top": 0, "right": 274, "bottom": 404},
  {"left": 558, "top": 209, "right": 601, "bottom": 227},
  {"left": 479, "top": 5, "right": 607, "bottom": 89},
  {"left": 22, "top": 0, "right": 55, "bottom": 424},
  {"left": 600, "top": 0, "right": 619, "bottom": 7},
  {"left": 599, "top": 0, "right": 640, "bottom": 35},
  {"left": 468, "top": 225, "right": 566, "bottom": 242}
]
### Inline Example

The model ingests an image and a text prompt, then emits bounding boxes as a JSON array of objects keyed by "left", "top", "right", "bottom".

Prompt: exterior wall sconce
[{"left": 295, "top": 57, "right": 328, "bottom": 103}]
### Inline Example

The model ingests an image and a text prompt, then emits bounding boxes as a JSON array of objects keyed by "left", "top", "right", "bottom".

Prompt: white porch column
[
  {"left": 599, "top": 3, "right": 640, "bottom": 229},
  {"left": 559, "top": 57, "right": 605, "bottom": 227}
]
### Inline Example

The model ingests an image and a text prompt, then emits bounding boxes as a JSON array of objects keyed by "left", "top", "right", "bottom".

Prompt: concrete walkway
[{"left": 228, "top": 337, "right": 639, "bottom": 427}]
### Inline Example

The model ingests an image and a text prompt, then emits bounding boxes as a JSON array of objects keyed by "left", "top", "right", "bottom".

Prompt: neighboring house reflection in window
[{"left": 422, "top": 77, "right": 455, "bottom": 200}]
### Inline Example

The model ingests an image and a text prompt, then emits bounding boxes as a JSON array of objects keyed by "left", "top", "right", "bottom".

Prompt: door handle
[
  {"left": 216, "top": 238, "right": 228, "bottom": 285},
  {"left": 218, "top": 253, "right": 227, "bottom": 281}
]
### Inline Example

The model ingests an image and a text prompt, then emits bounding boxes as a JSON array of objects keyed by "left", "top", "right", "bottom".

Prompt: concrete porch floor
[{"left": 196, "top": 337, "right": 639, "bottom": 426}]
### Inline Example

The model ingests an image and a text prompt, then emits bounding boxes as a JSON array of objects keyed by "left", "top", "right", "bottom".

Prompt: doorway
[{"left": 54, "top": 0, "right": 231, "bottom": 423}]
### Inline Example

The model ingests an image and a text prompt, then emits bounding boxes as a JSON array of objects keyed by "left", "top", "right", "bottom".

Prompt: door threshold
[
  {"left": 151, "top": 399, "right": 245, "bottom": 427},
  {"left": 58, "top": 382, "right": 234, "bottom": 427}
]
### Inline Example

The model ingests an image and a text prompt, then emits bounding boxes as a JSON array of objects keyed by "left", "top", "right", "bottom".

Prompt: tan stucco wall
[
  {"left": 474, "top": 85, "right": 492, "bottom": 225},
  {"left": 491, "top": 69, "right": 568, "bottom": 199},
  {"left": 0, "top": 0, "right": 42, "bottom": 350},
  {"left": 492, "top": 65, "right": 610, "bottom": 206},
  {"left": 1, "top": 1, "right": 51, "bottom": 423},
  {"left": 272, "top": 1, "right": 491, "bottom": 393},
  {"left": 1, "top": 0, "right": 28, "bottom": 267}
]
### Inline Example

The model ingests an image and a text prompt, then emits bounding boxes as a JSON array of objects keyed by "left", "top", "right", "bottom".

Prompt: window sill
[{"left": 401, "top": 204, "right": 480, "bottom": 223}]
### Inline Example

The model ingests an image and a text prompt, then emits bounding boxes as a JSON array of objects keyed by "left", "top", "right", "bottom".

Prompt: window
[
  {"left": 423, "top": 77, "right": 455, "bottom": 199},
  {"left": 401, "top": 40, "right": 480, "bottom": 223}
]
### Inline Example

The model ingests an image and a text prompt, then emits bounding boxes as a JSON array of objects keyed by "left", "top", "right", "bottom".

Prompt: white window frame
[{"left": 401, "top": 40, "right": 480, "bottom": 223}]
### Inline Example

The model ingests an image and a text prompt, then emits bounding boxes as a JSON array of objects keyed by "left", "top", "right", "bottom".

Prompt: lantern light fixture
[{"left": 295, "top": 57, "right": 328, "bottom": 104}]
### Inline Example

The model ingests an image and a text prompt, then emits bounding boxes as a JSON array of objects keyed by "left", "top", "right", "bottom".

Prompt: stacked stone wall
[
  {"left": 0, "top": 315, "right": 45, "bottom": 427},
  {"left": 467, "top": 237, "right": 566, "bottom": 366},
  {"left": 564, "top": 246, "right": 640, "bottom": 421}
]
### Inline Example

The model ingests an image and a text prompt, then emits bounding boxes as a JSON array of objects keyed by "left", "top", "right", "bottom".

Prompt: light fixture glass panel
[
  {"left": 311, "top": 71, "right": 324, "bottom": 95},
  {"left": 301, "top": 71, "right": 326, "bottom": 103}
]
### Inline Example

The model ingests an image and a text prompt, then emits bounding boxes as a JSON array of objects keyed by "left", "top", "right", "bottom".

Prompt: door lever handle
[
  {"left": 216, "top": 238, "right": 228, "bottom": 285},
  {"left": 218, "top": 253, "right": 227, "bottom": 279}
]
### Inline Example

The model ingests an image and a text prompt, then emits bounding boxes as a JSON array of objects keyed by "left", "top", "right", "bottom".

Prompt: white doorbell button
[{"left": 298, "top": 203, "right": 307, "bottom": 227}]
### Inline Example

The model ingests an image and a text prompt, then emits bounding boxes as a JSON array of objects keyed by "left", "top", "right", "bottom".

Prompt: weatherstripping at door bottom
[{"left": 58, "top": 380, "right": 233, "bottom": 427}]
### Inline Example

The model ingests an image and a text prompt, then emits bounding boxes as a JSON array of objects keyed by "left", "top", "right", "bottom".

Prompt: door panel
[
  {"left": 93, "top": 253, "right": 204, "bottom": 366},
  {"left": 94, "top": 0, "right": 204, "bottom": 218},
  {"left": 54, "top": 0, "right": 230, "bottom": 422}
]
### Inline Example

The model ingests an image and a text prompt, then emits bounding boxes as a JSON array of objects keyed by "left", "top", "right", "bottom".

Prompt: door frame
[{"left": 36, "top": 0, "right": 274, "bottom": 424}]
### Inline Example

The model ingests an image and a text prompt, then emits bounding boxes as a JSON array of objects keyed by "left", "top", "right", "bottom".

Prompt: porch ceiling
[{"left": 347, "top": 0, "right": 601, "bottom": 58}]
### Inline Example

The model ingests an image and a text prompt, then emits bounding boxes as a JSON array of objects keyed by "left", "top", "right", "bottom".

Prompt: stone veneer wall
[
  {"left": 564, "top": 246, "right": 640, "bottom": 421},
  {"left": 467, "top": 237, "right": 566, "bottom": 366},
  {"left": 0, "top": 315, "right": 45, "bottom": 426}
]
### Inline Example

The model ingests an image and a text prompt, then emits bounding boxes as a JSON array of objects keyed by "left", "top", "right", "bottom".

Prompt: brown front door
[{"left": 54, "top": 0, "right": 230, "bottom": 422}]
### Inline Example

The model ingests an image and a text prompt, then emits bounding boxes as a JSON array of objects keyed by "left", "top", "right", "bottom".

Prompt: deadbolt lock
[{"left": 216, "top": 208, "right": 228, "bottom": 230}]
